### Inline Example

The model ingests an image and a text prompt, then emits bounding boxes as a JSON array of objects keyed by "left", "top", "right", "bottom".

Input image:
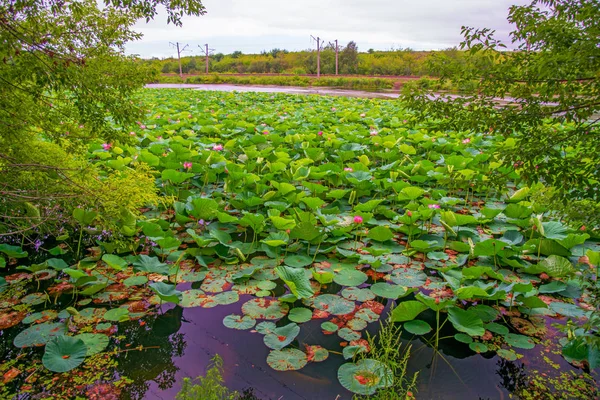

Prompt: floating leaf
[
  {"left": 334, "top": 269, "right": 368, "bottom": 287},
  {"left": 321, "top": 321, "right": 339, "bottom": 332},
  {"left": 14, "top": 322, "right": 65, "bottom": 348},
  {"left": 241, "top": 298, "right": 289, "bottom": 320},
  {"left": 74, "top": 333, "right": 109, "bottom": 356},
  {"left": 103, "top": 308, "right": 130, "bottom": 322},
  {"left": 288, "top": 308, "right": 313, "bottom": 323},
  {"left": 370, "top": 283, "right": 408, "bottom": 299},
  {"left": 305, "top": 345, "right": 329, "bottom": 362},
  {"left": 43, "top": 336, "right": 87, "bottom": 373},
  {"left": 469, "top": 342, "right": 489, "bottom": 353},
  {"left": 389, "top": 269, "right": 427, "bottom": 287},
  {"left": 264, "top": 323, "right": 300, "bottom": 350},
  {"left": 223, "top": 314, "right": 256, "bottom": 330},
  {"left": 341, "top": 287, "right": 376, "bottom": 302},
  {"left": 267, "top": 349, "right": 308, "bottom": 371},
  {"left": 313, "top": 294, "right": 355, "bottom": 316},
  {"left": 505, "top": 333, "right": 535, "bottom": 349},
  {"left": 338, "top": 359, "right": 393, "bottom": 395}
]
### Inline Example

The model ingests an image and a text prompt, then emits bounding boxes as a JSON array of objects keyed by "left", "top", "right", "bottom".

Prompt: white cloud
[{"left": 126, "top": 0, "right": 531, "bottom": 58}]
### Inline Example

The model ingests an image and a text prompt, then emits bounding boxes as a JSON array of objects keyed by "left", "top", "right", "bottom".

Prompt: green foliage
[
  {"left": 352, "top": 322, "right": 418, "bottom": 400},
  {"left": 176, "top": 355, "right": 239, "bottom": 400},
  {"left": 0, "top": 0, "right": 198, "bottom": 236},
  {"left": 403, "top": 0, "right": 600, "bottom": 224}
]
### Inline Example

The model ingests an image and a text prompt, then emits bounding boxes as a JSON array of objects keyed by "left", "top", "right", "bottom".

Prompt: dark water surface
[{"left": 125, "top": 296, "right": 596, "bottom": 400}]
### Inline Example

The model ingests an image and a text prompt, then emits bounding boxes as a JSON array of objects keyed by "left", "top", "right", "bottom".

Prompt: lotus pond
[{"left": 0, "top": 89, "right": 598, "bottom": 399}]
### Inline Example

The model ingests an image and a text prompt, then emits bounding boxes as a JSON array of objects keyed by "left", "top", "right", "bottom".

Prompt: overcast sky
[{"left": 126, "top": 0, "right": 531, "bottom": 59}]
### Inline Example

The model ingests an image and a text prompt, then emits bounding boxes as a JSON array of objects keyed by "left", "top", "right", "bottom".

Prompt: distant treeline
[{"left": 141, "top": 42, "right": 480, "bottom": 77}]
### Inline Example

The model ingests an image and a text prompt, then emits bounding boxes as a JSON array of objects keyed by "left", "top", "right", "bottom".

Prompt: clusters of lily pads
[{"left": 0, "top": 89, "right": 598, "bottom": 396}]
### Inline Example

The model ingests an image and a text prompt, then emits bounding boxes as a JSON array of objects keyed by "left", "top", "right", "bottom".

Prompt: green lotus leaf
[
  {"left": 313, "top": 294, "right": 355, "bottom": 316},
  {"left": 338, "top": 359, "right": 393, "bottom": 395},
  {"left": 241, "top": 298, "right": 289, "bottom": 320},
  {"left": 43, "top": 336, "right": 88, "bottom": 373},
  {"left": 321, "top": 321, "right": 339, "bottom": 332},
  {"left": 390, "top": 301, "right": 428, "bottom": 322},
  {"left": 223, "top": 314, "right": 256, "bottom": 330},
  {"left": 288, "top": 308, "right": 313, "bottom": 323},
  {"left": 264, "top": 323, "right": 300, "bottom": 350},
  {"left": 447, "top": 307, "right": 485, "bottom": 337},
  {"left": 404, "top": 320, "right": 432, "bottom": 335},
  {"left": 149, "top": 282, "right": 182, "bottom": 304},
  {"left": 367, "top": 226, "right": 394, "bottom": 242},
  {"left": 370, "top": 283, "right": 408, "bottom": 299},
  {"left": 305, "top": 345, "right": 329, "bottom": 362},
  {"left": 103, "top": 308, "right": 130, "bottom": 322},
  {"left": 538, "top": 255, "right": 574, "bottom": 278},
  {"left": 504, "top": 333, "right": 535, "bottom": 349},
  {"left": 276, "top": 265, "right": 314, "bottom": 299},
  {"left": 341, "top": 287, "right": 376, "bottom": 302},
  {"left": 74, "top": 333, "right": 109, "bottom": 356},
  {"left": 14, "top": 322, "right": 66, "bottom": 348},
  {"left": 389, "top": 269, "right": 427, "bottom": 287},
  {"left": 266, "top": 349, "right": 308, "bottom": 371},
  {"left": 123, "top": 275, "right": 148, "bottom": 287},
  {"left": 334, "top": 269, "right": 368, "bottom": 287},
  {"left": 101, "top": 254, "right": 128, "bottom": 271},
  {"left": 470, "top": 342, "right": 489, "bottom": 353}
]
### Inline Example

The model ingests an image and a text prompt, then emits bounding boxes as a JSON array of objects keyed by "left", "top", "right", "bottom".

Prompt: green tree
[
  {"left": 0, "top": 0, "right": 205, "bottom": 236},
  {"left": 340, "top": 41, "right": 359, "bottom": 74},
  {"left": 403, "top": 0, "right": 599, "bottom": 226}
]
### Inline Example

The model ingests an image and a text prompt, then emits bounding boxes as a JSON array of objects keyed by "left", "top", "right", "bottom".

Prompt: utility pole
[
  {"left": 330, "top": 39, "right": 339, "bottom": 75},
  {"left": 311, "top": 35, "right": 323, "bottom": 78},
  {"left": 169, "top": 42, "right": 189, "bottom": 78},
  {"left": 199, "top": 44, "right": 215, "bottom": 74}
]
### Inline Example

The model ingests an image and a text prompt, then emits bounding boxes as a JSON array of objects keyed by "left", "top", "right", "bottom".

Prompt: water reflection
[{"left": 118, "top": 306, "right": 186, "bottom": 399}]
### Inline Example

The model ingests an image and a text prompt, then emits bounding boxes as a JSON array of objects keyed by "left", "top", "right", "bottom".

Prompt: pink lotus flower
[
  {"left": 331, "top": 107, "right": 337, "bottom": 111},
  {"left": 101, "top": 143, "right": 112, "bottom": 151},
  {"left": 263, "top": 130, "right": 269, "bottom": 135},
  {"left": 183, "top": 162, "right": 192, "bottom": 169},
  {"left": 157, "top": 136, "right": 163, "bottom": 141},
  {"left": 370, "top": 131, "right": 378, "bottom": 136},
  {"left": 318, "top": 131, "right": 323, "bottom": 136},
  {"left": 140, "top": 125, "right": 146, "bottom": 130},
  {"left": 129, "top": 131, "right": 136, "bottom": 136},
  {"left": 428, "top": 204, "right": 441, "bottom": 209},
  {"left": 212, "top": 144, "right": 223, "bottom": 151},
  {"left": 344, "top": 167, "right": 353, "bottom": 172},
  {"left": 360, "top": 113, "right": 366, "bottom": 118},
  {"left": 462, "top": 138, "right": 471, "bottom": 144},
  {"left": 353, "top": 216, "right": 363, "bottom": 224}
]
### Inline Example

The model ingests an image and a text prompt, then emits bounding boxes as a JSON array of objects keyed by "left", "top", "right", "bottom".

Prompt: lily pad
[
  {"left": 305, "top": 345, "right": 329, "bottom": 362},
  {"left": 242, "top": 298, "right": 289, "bottom": 320},
  {"left": 103, "top": 308, "right": 130, "bottom": 322},
  {"left": 370, "top": 283, "right": 408, "bottom": 299},
  {"left": 404, "top": 320, "right": 432, "bottom": 335},
  {"left": 14, "top": 322, "right": 66, "bottom": 348},
  {"left": 338, "top": 327, "right": 361, "bottom": 341},
  {"left": 321, "top": 321, "right": 339, "bottom": 332},
  {"left": 504, "top": 333, "right": 535, "bottom": 349},
  {"left": 338, "top": 359, "right": 393, "bottom": 395},
  {"left": 288, "top": 308, "right": 313, "bottom": 323},
  {"left": 74, "top": 333, "right": 109, "bottom": 356},
  {"left": 341, "top": 287, "right": 376, "bottom": 302},
  {"left": 389, "top": 269, "right": 427, "bottom": 287},
  {"left": 223, "top": 314, "right": 256, "bottom": 330},
  {"left": 497, "top": 348, "right": 518, "bottom": 361},
  {"left": 313, "top": 294, "right": 355, "bottom": 316},
  {"left": 255, "top": 321, "right": 277, "bottom": 334},
  {"left": 264, "top": 323, "right": 300, "bottom": 350},
  {"left": 267, "top": 349, "right": 308, "bottom": 371},
  {"left": 42, "top": 336, "right": 88, "bottom": 373},
  {"left": 22, "top": 310, "right": 58, "bottom": 325},
  {"left": 334, "top": 269, "right": 368, "bottom": 287}
]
